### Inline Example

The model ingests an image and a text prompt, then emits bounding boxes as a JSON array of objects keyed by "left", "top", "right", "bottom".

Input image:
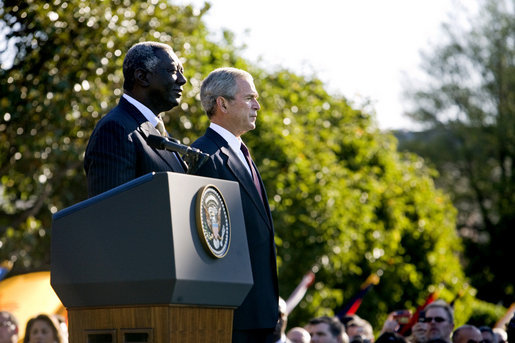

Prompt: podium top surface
[{"left": 53, "top": 172, "right": 156, "bottom": 221}]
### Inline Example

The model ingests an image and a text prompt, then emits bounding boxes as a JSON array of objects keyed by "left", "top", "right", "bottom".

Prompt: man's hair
[
  {"left": 309, "top": 316, "right": 343, "bottom": 338},
  {"left": 479, "top": 326, "right": 494, "bottom": 335},
  {"left": 200, "top": 67, "right": 253, "bottom": 118},
  {"left": 123, "top": 41, "right": 172, "bottom": 91},
  {"left": 425, "top": 300, "right": 454, "bottom": 324},
  {"left": 452, "top": 325, "right": 479, "bottom": 343}
]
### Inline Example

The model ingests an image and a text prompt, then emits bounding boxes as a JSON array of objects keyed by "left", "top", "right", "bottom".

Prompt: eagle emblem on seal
[{"left": 195, "top": 185, "right": 231, "bottom": 258}]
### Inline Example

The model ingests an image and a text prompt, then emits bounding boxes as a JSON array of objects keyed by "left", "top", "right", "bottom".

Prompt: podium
[{"left": 51, "top": 172, "right": 253, "bottom": 343}]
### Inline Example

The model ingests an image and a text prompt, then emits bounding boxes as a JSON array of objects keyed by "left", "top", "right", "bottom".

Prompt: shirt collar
[
  {"left": 209, "top": 122, "right": 244, "bottom": 152},
  {"left": 209, "top": 123, "right": 252, "bottom": 176},
  {"left": 123, "top": 93, "right": 159, "bottom": 127}
]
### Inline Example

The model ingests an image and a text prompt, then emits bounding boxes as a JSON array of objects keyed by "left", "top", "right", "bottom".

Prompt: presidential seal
[{"left": 195, "top": 184, "right": 231, "bottom": 258}]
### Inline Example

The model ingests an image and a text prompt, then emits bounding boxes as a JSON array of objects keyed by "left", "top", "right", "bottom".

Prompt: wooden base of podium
[{"left": 68, "top": 305, "right": 233, "bottom": 343}]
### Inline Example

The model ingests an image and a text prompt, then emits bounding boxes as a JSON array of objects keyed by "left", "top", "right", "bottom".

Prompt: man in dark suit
[
  {"left": 191, "top": 67, "right": 279, "bottom": 342},
  {"left": 84, "top": 41, "right": 187, "bottom": 197}
]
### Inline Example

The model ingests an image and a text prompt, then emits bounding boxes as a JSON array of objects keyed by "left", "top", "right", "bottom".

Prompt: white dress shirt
[
  {"left": 123, "top": 93, "right": 183, "bottom": 169},
  {"left": 123, "top": 93, "right": 159, "bottom": 128},
  {"left": 209, "top": 123, "right": 252, "bottom": 176}
]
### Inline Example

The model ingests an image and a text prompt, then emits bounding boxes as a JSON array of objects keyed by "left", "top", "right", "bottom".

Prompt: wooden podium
[{"left": 51, "top": 172, "right": 253, "bottom": 343}]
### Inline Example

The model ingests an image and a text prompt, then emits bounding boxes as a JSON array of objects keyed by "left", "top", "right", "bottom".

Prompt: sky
[{"left": 180, "top": 0, "right": 477, "bottom": 130}]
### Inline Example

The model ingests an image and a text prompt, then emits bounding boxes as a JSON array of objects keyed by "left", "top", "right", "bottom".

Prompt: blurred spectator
[
  {"left": 23, "top": 314, "right": 65, "bottom": 343},
  {"left": 53, "top": 315, "right": 68, "bottom": 343},
  {"left": 480, "top": 326, "right": 497, "bottom": 343},
  {"left": 452, "top": 325, "right": 482, "bottom": 343},
  {"left": 409, "top": 322, "right": 429, "bottom": 343},
  {"left": 380, "top": 312, "right": 401, "bottom": 335},
  {"left": 377, "top": 312, "right": 410, "bottom": 343},
  {"left": 406, "top": 311, "right": 429, "bottom": 343},
  {"left": 506, "top": 313, "right": 515, "bottom": 343},
  {"left": 306, "top": 316, "right": 345, "bottom": 343},
  {"left": 422, "top": 300, "right": 454, "bottom": 343},
  {"left": 273, "top": 298, "right": 290, "bottom": 343},
  {"left": 376, "top": 332, "right": 407, "bottom": 343},
  {"left": 492, "top": 328, "right": 507, "bottom": 343},
  {"left": 344, "top": 315, "right": 374, "bottom": 343},
  {"left": 0, "top": 311, "right": 18, "bottom": 343},
  {"left": 380, "top": 311, "right": 413, "bottom": 336},
  {"left": 287, "top": 327, "right": 311, "bottom": 343}
]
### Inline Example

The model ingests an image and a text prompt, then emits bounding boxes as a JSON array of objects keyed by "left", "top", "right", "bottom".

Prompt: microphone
[{"left": 146, "top": 134, "right": 209, "bottom": 174}]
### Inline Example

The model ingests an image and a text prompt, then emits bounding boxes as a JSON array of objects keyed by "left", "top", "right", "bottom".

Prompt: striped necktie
[
  {"left": 156, "top": 115, "right": 167, "bottom": 136},
  {"left": 240, "top": 142, "right": 264, "bottom": 202},
  {"left": 155, "top": 115, "right": 184, "bottom": 172}
]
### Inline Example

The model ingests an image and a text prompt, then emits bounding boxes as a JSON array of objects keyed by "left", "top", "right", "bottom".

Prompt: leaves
[{"left": 400, "top": 0, "right": 514, "bottom": 307}]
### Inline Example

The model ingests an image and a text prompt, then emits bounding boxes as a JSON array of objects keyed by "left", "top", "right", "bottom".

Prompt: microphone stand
[{"left": 146, "top": 134, "right": 209, "bottom": 175}]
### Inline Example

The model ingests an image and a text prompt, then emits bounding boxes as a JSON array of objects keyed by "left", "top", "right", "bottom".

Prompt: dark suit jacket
[
  {"left": 191, "top": 127, "right": 279, "bottom": 330},
  {"left": 84, "top": 97, "right": 186, "bottom": 197}
]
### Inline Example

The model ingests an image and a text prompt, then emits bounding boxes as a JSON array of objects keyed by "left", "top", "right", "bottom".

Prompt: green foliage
[
  {"left": 400, "top": 0, "right": 515, "bottom": 307},
  {"left": 456, "top": 296, "right": 508, "bottom": 328},
  {"left": 0, "top": 0, "right": 484, "bottom": 331},
  {"left": 243, "top": 68, "right": 465, "bottom": 328},
  {"left": 0, "top": 0, "right": 224, "bottom": 271}
]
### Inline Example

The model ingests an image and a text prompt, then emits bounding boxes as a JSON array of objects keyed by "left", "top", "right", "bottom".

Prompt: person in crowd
[
  {"left": 0, "top": 311, "right": 18, "bottom": 343},
  {"left": 191, "top": 67, "right": 278, "bottom": 342},
  {"left": 53, "top": 315, "right": 68, "bottom": 343},
  {"left": 492, "top": 328, "right": 507, "bottom": 343},
  {"left": 452, "top": 325, "right": 483, "bottom": 343},
  {"left": 306, "top": 316, "right": 346, "bottom": 343},
  {"left": 345, "top": 315, "right": 374, "bottom": 343},
  {"left": 377, "top": 309, "right": 426, "bottom": 343},
  {"left": 287, "top": 327, "right": 311, "bottom": 343},
  {"left": 409, "top": 321, "right": 429, "bottom": 343},
  {"left": 23, "top": 314, "right": 65, "bottom": 343},
  {"left": 421, "top": 300, "right": 454, "bottom": 343},
  {"left": 480, "top": 326, "right": 498, "bottom": 343},
  {"left": 273, "top": 298, "right": 290, "bottom": 343},
  {"left": 84, "top": 41, "right": 188, "bottom": 197},
  {"left": 376, "top": 332, "right": 408, "bottom": 343},
  {"left": 506, "top": 313, "right": 515, "bottom": 343},
  {"left": 379, "top": 311, "right": 413, "bottom": 336}
]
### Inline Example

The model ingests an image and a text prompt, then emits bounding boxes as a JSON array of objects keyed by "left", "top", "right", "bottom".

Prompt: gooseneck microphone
[{"left": 146, "top": 134, "right": 209, "bottom": 174}]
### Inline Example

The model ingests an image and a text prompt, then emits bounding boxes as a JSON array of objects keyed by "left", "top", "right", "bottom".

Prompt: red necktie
[{"left": 240, "top": 143, "right": 264, "bottom": 202}]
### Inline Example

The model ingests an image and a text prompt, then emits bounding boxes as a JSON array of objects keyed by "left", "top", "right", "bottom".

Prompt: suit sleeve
[{"left": 84, "top": 120, "right": 137, "bottom": 197}]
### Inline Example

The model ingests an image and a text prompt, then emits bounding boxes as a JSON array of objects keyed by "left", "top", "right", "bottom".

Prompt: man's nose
[{"left": 177, "top": 72, "right": 187, "bottom": 85}]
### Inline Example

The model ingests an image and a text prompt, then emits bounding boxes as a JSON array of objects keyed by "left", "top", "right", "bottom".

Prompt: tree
[
  {"left": 400, "top": 0, "right": 514, "bottom": 306},
  {"left": 0, "top": 0, "right": 226, "bottom": 271},
  {"left": 1, "top": 0, "right": 474, "bottom": 329},
  {"left": 250, "top": 73, "right": 465, "bottom": 326}
]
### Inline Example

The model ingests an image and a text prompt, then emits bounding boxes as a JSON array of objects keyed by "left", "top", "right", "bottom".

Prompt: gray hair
[
  {"left": 123, "top": 41, "right": 172, "bottom": 91},
  {"left": 200, "top": 67, "right": 253, "bottom": 118},
  {"left": 452, "top": 325, "right": 480, "bottom": 343}
]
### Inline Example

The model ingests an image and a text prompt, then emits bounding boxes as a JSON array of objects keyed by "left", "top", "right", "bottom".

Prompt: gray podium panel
[{"left": 51, "top": 172, "right": 253, "bottom": 308}]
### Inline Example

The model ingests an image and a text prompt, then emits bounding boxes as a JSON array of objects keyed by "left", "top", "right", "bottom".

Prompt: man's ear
[
  {"left": 216, "top": 96, "right": 228, "bottom": 113},
  {"left": 134, "top": 68, "right": 150, "bottom": 87}
]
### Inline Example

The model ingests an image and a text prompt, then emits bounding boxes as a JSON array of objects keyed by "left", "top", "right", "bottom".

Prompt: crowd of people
[
  {"left": 272, "top": 300, "right": 515, "bottom": 343},
  {"left": 0, "top": 311, "right": 67, "bottom": 343},
  {"left": 1, "top": 301, "right": 514, "bottom": 343}
]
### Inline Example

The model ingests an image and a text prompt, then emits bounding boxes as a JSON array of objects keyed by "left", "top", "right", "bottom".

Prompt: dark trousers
[{"left": 232, "top": 328, "right": 275, "bottom": 343}]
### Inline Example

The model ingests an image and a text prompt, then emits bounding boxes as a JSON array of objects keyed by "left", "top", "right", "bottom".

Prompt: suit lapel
[
  {"left": 206, "top": 129, "right": 272, "bottom": 229},
  {"left": 120, "top": 98, "right": 186, "bottom": 172}
]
